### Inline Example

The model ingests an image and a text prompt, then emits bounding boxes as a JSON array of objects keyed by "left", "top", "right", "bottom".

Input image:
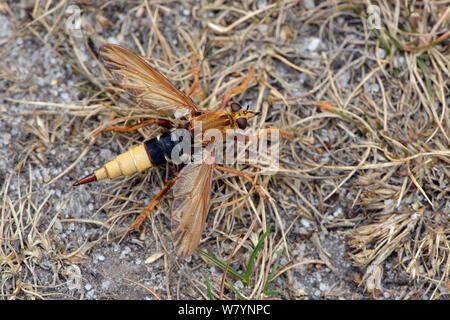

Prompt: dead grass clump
[
  {"left": 0, "top": 172, "right": 91, "bottom": 299},
  {"left": 337, "top": 1, "right": 450, "bottom": 298},
  {"left": 348, "top": 209, "right": 449, "bottom": 299}
]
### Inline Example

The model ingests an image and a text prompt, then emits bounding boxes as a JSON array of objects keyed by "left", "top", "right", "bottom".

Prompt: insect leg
[
  {"left": 100, "top": 118, "right": 174, "bottom": 134},
  {"left": 185, "top": 54, "right": 200, "bottom": 97},
  {"left": 230, "top": 127, "right": 293, "bottom": 145},
  {"left": 218, "top": 66, "right": 254, "bottom": 110},
  {"left": 129, "top": 176, "right": 178, "bottom": 232},
  {"left": 215, "top": 165, "right": 267, "bottom": 199},
  {"left": 214, "top": 129, "right": 292, "bottom": 199},
  {"left": 245, "top": 127, "right": 294, "bottom": 142}
]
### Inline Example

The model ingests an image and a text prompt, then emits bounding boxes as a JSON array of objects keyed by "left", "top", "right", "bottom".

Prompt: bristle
[{"left": 72, "top": 173, "right": 97, "bottom": 186}]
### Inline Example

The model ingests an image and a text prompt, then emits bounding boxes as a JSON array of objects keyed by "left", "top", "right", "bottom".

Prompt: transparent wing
[
  {"left": 170, "top": 149, "right": 215, "bottom": 259},
  {"left": 99, "top": 44, "right": 198, "bottom": 117}
]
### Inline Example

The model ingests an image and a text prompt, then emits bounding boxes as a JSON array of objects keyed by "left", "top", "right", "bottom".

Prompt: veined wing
[
  {"left": 99, "top": 44, "right": 199, "bottom": 117},
  {"left": 171, "top": 149, "right": 215, "bottom": 259}
]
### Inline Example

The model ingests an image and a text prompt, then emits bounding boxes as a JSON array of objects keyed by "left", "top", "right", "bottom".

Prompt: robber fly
[{"left": 73, "top": 44, "right": 260, "bottom": 258}]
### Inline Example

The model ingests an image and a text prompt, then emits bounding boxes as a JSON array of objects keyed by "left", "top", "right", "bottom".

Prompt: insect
[{"left": 74, "top": 44, "right": 290, "bottom": 259}]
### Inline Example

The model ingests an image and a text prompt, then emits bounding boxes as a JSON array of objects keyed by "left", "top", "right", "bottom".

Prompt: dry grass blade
[{"left": 0, "top": 171, "right": 89, "bottom": 299}]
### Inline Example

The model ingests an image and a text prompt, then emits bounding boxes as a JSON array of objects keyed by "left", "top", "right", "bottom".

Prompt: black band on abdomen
[{"left": 144, "top": 130, "right": 191, "bottom": 166}]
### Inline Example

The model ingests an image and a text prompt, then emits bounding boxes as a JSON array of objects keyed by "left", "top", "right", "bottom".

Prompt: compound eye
[
  {"left": 236, "top": 117, "right": 247, "bottom": 129},
  {"left": 230, "top": 102, "right": 241, "bottom": 112}
]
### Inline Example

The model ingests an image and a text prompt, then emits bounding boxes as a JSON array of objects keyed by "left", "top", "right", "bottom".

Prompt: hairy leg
[
  {"left": 218, "top": 66, "right": 254, "bottom": 109},
  {"left": 215, "top": 165, "right": 267, "bottom": 199},
  {"left": 129, "top": 176, "right": 178, "bottom": 232},
  {"left": 100, "top": 118, "right": 174, "bottom": 134},
  {"left": 186, "top": 54, "right": 200, "bottom": 97}
]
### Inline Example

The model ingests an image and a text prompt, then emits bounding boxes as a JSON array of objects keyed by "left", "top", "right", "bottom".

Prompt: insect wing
[
  {"left": 99, "top": 44, "right": 198, "bottom": 117},
  {"left": 171, "top": 151, "right": 215, "bottom": 259}
]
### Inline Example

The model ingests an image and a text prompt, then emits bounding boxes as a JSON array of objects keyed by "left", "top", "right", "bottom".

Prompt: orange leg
[
  {"left": 129, "top": 176, "right": 178, "bottom": 232},
  {"left": 100, "top": 119, "right": 174, "bottom": 134},
  {"left": 186, "top": 54, "right": 200, "bottom": 97},
  {"left": 268, "top": 128, "right": 294, "bottom": 142},
  {"left": 215, "top": 128, "right": 293, "bottom": 201},
  {"left": 248, "top": 127, "right": 294, "bottom": 142},
  {"left": 219, "top": 66, "right": 254, "bottom": 109},
  {"left": 234, "top": 127, "right": 294, "bottom": 143},
  {"left": 215, "top": 165, "right": 267, "bottom": 199},
  {"left": 230, "top": 127, "right": 294, "bottom": 147}
]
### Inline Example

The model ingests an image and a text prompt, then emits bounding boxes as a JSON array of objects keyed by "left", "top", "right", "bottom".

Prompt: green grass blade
[
  {"left": 243, "top": 224, "right": 273, "bottom": 285},
  {"left": 334, "top": 5, "right": 361, "bottom": 16},
  {"left": 263, "top": 249, "right": 283, "bottom": 296},
  {"left": 196, "top": 248, "right": 245, "bottom": 282},
  {"left": 416, "top": 57, "right": 433, "bottom": 99},
  {"left": 226, "top": 278, "right": 247, "bottom": 300},
  {"left": 384, "top": 30, "right": 403, "bottom": 51},
  {"left": 205, "top": 276, "right": 214, "bottom": 300},
  {"left": 371, "top": 28, "right": 391, "bottom": 56}
]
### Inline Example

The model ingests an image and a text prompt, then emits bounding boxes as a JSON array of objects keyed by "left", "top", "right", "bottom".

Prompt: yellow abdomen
[{"left": 94, "top": 144, "right": 152, "bottom": 181}]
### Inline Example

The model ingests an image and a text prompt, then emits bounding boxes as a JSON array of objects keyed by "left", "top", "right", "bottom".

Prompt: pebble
[
  {"left": 319, "top": 283, "right": 328, "bottom": 291},
  {"left": 300, "top": 219, "right": 311, "bottom": 228},
  {"left": 307, "top": 37, "right": 321, "bottom": 52},
  {"left": 234, "top": 280, "right": 243, "bottom": 289},
  {"left": 0, "top": 14, "right": 12, "bottom": 38},
  {"left": 101, "top": 280, "right": 111, "bottom": 290}
]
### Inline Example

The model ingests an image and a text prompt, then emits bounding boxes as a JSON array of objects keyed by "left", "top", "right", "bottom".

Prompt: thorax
[{"left": 189, "top": 110, "right": 233, "bottom": 134}]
